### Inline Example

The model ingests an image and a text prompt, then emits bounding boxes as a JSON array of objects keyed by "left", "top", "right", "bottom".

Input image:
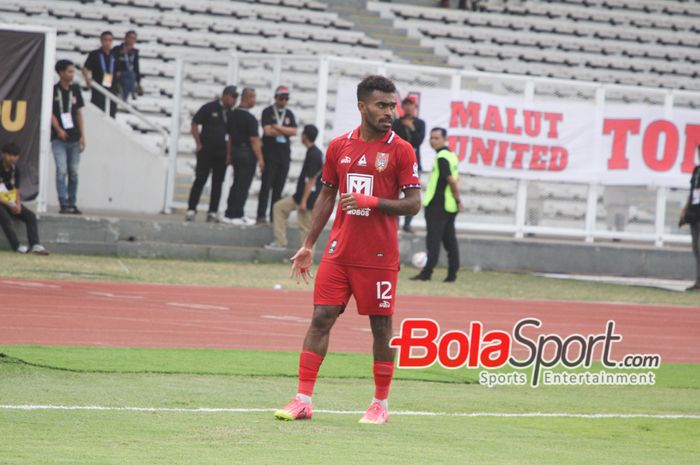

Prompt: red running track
[{"left": 0, "top": 278, "right": 698, "bottom": 363}]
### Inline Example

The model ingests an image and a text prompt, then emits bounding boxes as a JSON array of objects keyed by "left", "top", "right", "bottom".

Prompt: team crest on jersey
[{"left": 375, "top": 152, "right": 389, "bottom": 172}]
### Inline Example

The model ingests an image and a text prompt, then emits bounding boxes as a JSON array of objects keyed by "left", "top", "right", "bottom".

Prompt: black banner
[{"left": 0, "top": 29, "right": 45, "bottom": 201}]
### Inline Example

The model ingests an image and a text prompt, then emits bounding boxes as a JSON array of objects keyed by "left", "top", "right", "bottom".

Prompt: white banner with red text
[{"left": 332, "top": 80, "right": 700, "bottom": 187}]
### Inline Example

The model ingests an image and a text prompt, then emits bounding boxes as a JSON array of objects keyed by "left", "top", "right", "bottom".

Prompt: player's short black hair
[
  {"left": 302, "top": 124, "right": 319, "bottom": 143},
  {"left": 431, "top": 127, "right": 447, "bottom": 138},
  {"left": 357, "top": 75, "right": 396, "bottom": 102},
  {"left": 100, "top": 31, "right": 113, "bottom": 39},
  {"left": 1, "top": 142, "right": 21, "bottom": 155},
  {"left": 55, "top": 59, "right": 74, "bottom": 74},
  {"left": 125, "top": 30, "right": 137, "bottom": 37}
]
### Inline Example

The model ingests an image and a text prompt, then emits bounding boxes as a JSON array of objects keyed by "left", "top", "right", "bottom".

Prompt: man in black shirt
[
  {"left": 83, "top": 31, "right": 118, "bottom": 118},
  {"left": 257, "top": 85, "right": 298, "bottom": 224},
  {"left": 223, "top": 88, "right": 265, "bottom": 226},
  {"left": 0, "top": 143, "right": 49, "bottom": 254},
  {"left": 185, "top": 86, "right": 238, "bottom": 222},
  {"left": 51, "top": 59, "right": 85, "bottom": 215},
  {"left": 392, "top": 97, "right": 425, "bottom": 233},
  {"left": 680, "top": 150, "right": 700, "bottom": 291},
  {"left": 113, "top": 30, "right": 142, "bottom": 102},
  {"left": 265, "top": 125, "right": 322, "bottom": 251}
]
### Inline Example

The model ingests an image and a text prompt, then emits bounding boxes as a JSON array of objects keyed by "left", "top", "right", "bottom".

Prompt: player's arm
[
  {"left": 340, "top": 188, "right": 421, "bottom": 216},
  {"left": 290, "top": 185, "right": 337, "bottom": 283}
]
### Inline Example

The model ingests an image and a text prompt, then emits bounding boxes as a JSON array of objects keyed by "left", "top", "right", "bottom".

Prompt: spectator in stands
[
  {"left": 0, "top": 143, "right": 49, "bottom": 255},
  {"left": 185, "top": 85, "right": 239, "bottom": 223},
  {"left": 52, "top": 59, "right": 85, "bottom": 215},
  {"left": 411, "top": 128, "right": 462, "bottom": 283},
  {"left": 679, "top": 154, "right": 700, "bottom": 291},
  {"left": 265, "top": 124, "right": 322, "bottom": 251},
  {"left": 392, "top": 96, "right": 425, "bottom": 234},
  {"left": 257, "top": 85, "right": 298, "bottom": 224},
  {"left": 82, "top": 31, "right": 118, "bottom": 118},
  {"left": 113, "top": 30, "right": 143, "bottom": 102},
  {"left": 223, "top": 88, "right": 265, "bottom": 226}
]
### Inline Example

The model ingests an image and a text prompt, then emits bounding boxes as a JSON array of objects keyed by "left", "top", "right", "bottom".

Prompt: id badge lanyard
[
  {"left": 275, "top": 108, "right": 287, "bottom": 144},
  {"left": 57, "top": 87, "right": 74, "bottom": 130},
  {"left": 100, "top": 52, "right": 115, "bottom": 87}
]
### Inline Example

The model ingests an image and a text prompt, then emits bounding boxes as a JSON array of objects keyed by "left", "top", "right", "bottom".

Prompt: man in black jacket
[{"left": 392, "top": 97, "right": 425, "bottom": 233}]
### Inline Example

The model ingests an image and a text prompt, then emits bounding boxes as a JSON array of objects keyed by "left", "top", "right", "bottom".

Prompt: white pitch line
[{"left": 0, "top": 405, "right": 698, "bottom": 419}]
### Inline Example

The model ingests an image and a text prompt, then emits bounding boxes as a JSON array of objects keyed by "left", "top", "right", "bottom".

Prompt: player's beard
[{"left": 366, "top": 114, "right": 392, "bottom": 135}]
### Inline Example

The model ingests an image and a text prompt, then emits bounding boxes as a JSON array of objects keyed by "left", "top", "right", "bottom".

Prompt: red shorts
[{"left": 313, "top": 260, "right": 398, "bottom": 315}]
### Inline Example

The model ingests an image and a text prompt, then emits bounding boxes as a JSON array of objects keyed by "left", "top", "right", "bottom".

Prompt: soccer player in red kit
[{"left": 274, "top": 76, "right": 421, "bottom": 425}]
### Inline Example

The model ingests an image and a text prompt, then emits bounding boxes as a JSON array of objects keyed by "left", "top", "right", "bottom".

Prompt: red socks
[
  {"left": 297, "top": 352, "right": 394, "bottom": 402},
  {"left": 297, "top": 350, "right": 324, "bottom": 397},
  {"left": 373, "top": 361, "right": 394, "bottom": 400}
]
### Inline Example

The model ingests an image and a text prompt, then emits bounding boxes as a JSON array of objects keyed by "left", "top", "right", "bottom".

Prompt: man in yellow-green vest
[{"left": 411, "top": 127, "right": 462, "bottom": 282}]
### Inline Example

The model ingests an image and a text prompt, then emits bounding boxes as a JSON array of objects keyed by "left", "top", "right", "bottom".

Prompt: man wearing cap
[
  {"left": 256, "top": 85, "right": 298, "bottom": 224},
  {"left": 185, "top": 86, "right": 238, "bottom": 222}
]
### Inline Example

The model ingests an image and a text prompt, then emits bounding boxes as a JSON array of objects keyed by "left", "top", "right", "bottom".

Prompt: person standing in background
[
  {"left": 223, "top": 88, "right": 265, "bottom": 226},
  {"left": 186, "top": 85, "right": 238, "bottom": 223},
  {"left": 392, "top": 97, "right": 425, "bottom": 234},
  {"left": 52, "top": 59, "right": 85, "bottom": 215},
  {"left": 83, "top": 31, "right": 118, "bottom": 118},
  {"left": 411, "top": 128, "right": 462, "bottom": 283},
  {"left": 679, "top": 152, "right": 700, "bottom": 292},
  {"left": 265, "top": 124, "right": 322, "bottom": 251},
  {"left": 113, "top": 30, "right": 143, "bottom": 102},
  {"left": 257, "top": 85, "right": 298, "bottom": 224}
]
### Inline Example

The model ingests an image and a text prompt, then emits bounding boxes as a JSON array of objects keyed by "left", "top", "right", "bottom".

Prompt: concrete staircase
[{"left": 323, "top": 0, "right": 451, "bottom": 67}]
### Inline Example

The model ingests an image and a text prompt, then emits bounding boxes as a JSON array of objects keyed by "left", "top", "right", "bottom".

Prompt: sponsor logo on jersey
[
  {"left": 412, "top": 162, "right": 419, "bottom": 178},
  {"left": 346, "top": 174, "right": 374, "bottom": 217},
  {"left": 358, "top": 154, "right": 367, "bottom": 166},
  {"left": 379, "top": 301, "right": 391, "bottom": 309},
  {"left": 376, "top": 152, "right": 389, "bottom": 172},
  {"left": 328, "top": 239, "right": 337, "bottom": 254},
  {"left": 340, "top": 155, "right": 351, "bottom": 164}
]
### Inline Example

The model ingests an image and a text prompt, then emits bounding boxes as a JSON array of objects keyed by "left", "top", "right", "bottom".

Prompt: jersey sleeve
[
  {"left": 397, "top": 142, "right": 421, "bottom": 190},
  {"left": 320, "top": 141, "right": 339, "bottom": 189},
  {"left": 287, "top": 110, "right": 297, "bottom": 128}
]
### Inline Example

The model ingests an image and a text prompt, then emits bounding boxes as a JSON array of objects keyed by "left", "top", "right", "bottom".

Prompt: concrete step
[{"left": 324, "top": 0, "right": 452, "bottom": 68}]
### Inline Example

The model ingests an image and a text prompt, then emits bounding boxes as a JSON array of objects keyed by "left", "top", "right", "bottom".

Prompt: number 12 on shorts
[{"left": 376, "top": 281, "right": 393, "bottom": 300}]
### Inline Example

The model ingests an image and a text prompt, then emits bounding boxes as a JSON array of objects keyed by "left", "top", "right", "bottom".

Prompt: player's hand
[
  {"left": 58, "top": 129, "right": 69, "bottom": 141},
  {"left": 290, "top": 246, "right": 313, "bottom": 284},
  {"left": 79, "top": 136, "right": 86, "bottom": 152},
  {"left": 195, "top": 142, "right": 202, "bottom": 154},
  {"left": 258, "top": 159, "right": 265, "bottom": 174},
  {"left": 340, "top": 192, "right": 378, "bottom": 211},
  {"left": 299, "top": 201, "right": 307, "bottom": 212}
]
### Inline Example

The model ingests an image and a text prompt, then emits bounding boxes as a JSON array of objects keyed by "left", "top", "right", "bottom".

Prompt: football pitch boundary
[{"left": 1, "top": 404, "right": 699, "bottom": 420}]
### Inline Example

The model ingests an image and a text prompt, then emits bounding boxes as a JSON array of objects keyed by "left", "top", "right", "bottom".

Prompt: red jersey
[{"left": 320, "top": 127, "right": 421, "bottom": 271}]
